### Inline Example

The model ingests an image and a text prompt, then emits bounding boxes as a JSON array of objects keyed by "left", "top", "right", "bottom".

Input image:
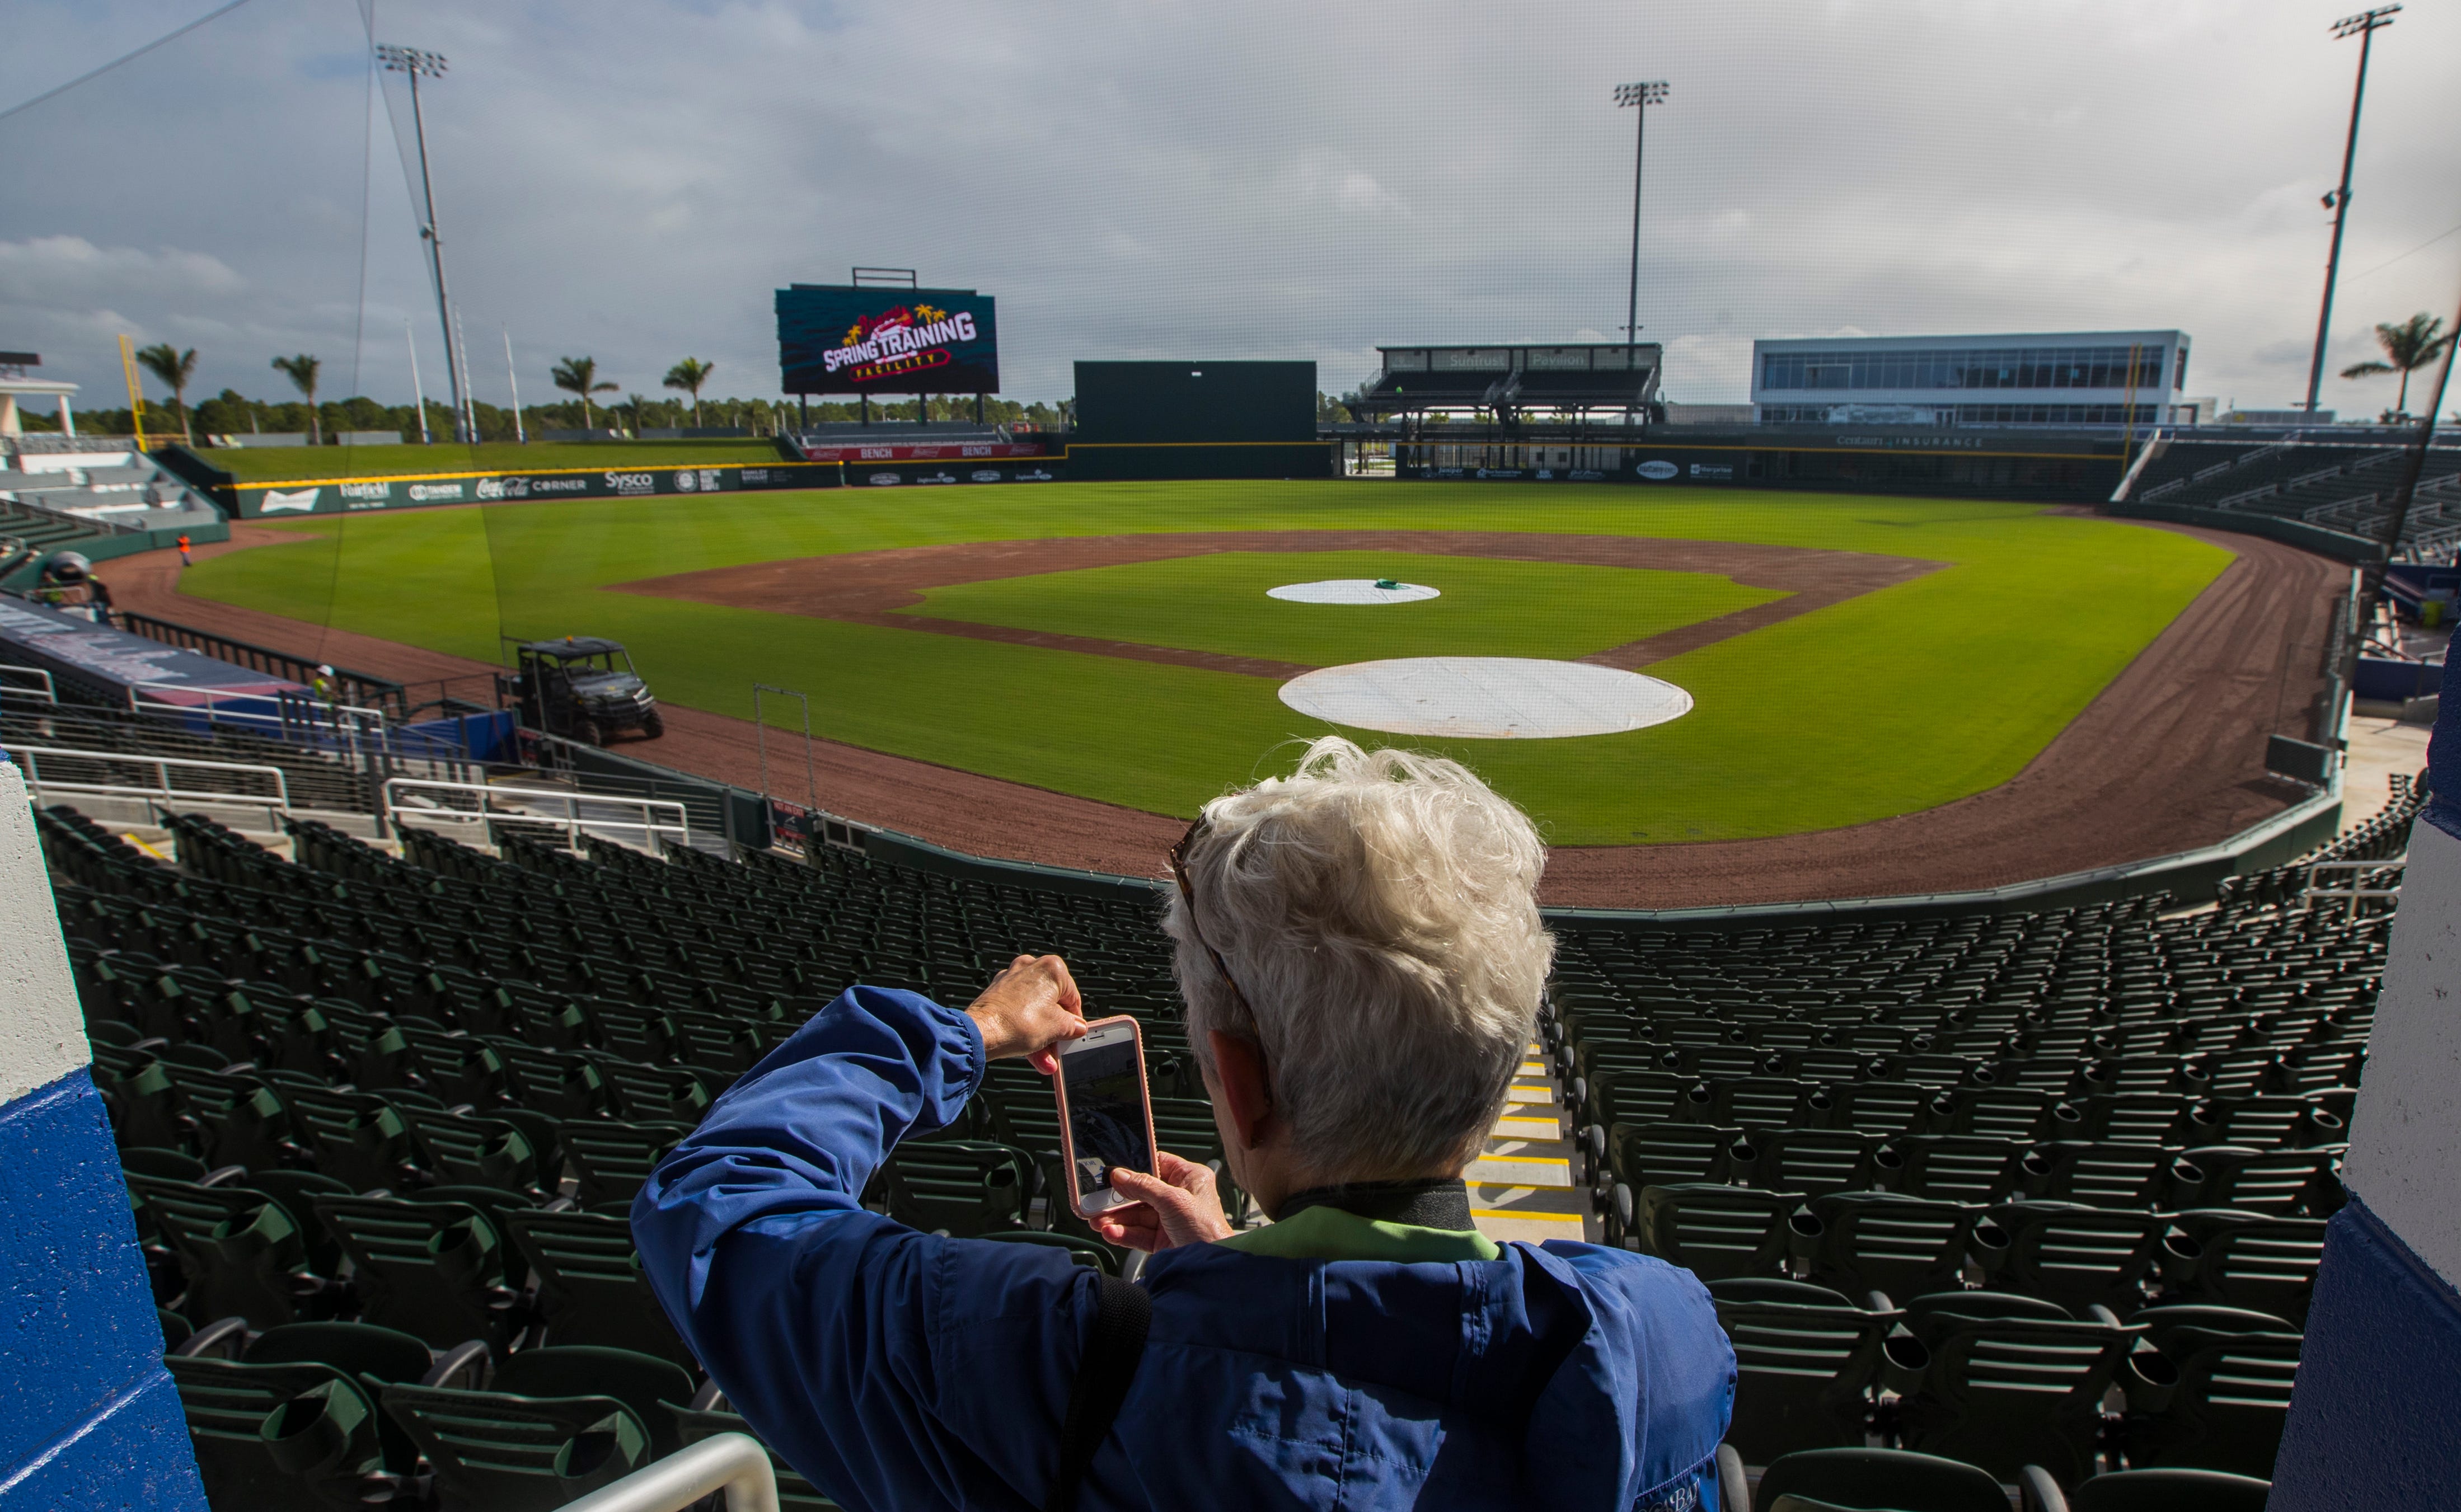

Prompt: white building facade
[{"left": 1752, "top": 330, "right": 2189, "bottom": 429}]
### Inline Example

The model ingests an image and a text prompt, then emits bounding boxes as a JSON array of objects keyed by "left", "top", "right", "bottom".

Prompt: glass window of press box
[{"left": 1759, "top": 347, "right": 2178, "bottom": 392}]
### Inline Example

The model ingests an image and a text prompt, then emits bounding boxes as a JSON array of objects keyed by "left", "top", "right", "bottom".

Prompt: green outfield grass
[
  {"left": 196, "top": 439, "right": 789, "bottom": 482},
  {"left": 184, "top": 481, "right": 2232, "bottom": 844},
  {"left": 904, "top": 551, "right": 1786, "bottom": 666}
]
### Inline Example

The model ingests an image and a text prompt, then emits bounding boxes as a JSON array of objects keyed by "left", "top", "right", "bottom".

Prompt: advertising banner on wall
[
  {"left": 776, "top": 284, "right": 1000, "bottom": 396},
  {"left": 1395, "top": 430, "right": 2120, "bottom": 501},
  {"left": 229, "top": 461, "right": 841, "bottom": 518},
  {"left": 840, "top": 460, "right": 1060, "bottom": 488}
]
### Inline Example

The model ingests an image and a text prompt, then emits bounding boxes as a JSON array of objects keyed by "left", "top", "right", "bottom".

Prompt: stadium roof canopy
[{"left": 1354, "top": 342, "right": 1663, "bottom": 423}]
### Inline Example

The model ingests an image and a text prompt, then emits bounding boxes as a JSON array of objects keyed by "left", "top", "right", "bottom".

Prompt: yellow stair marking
[
  {"left": 1473, "top": 1032, "right": 1594, "bottom": 1245},
  {"left": 1467, "top": 1153, "right": 1573, "bottom": 1187},
  {"left": 1492, "top": 1114, "right": 1561, "bottom": 1138}
]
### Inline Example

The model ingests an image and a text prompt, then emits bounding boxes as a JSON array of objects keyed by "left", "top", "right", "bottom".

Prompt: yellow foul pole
[{"left": 118, "top": 335, "right": 148, "bottom": 450}]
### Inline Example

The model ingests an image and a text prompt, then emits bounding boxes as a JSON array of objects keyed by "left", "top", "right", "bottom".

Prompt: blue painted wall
[
  {"left": 0, "top": 1071, "right": 204, "bottom": 1508},
  {"left": 2269, "top": 1200, "right": 2461, "bottom": 1508},
  {"left": 2271, "top": 639, "right": 2461, "bottom": 1504}
]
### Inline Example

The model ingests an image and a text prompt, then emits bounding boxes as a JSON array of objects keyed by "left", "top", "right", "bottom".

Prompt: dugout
[{"left": 1067, "top": 360, "right": 1332, "bottom": 479}]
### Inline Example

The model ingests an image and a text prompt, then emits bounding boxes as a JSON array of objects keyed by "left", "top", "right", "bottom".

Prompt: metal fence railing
[
  {"left": 382, "top": 776, "right": 691, "bottom": 854},
  {"left": 2299, "top": 858, "right": 2404, "bottom": 919},
  {"left": 0, "top": 663, "right": 57, "bottom": 702},
  {"left": 549, "top": 1433, "right": 777, "bottom": 1512},
  {"left": 4, "top": 741, "right": 292, "bottom": 828},
  {"left": 112, "top": 609, "right": 408, "bottom": 719}
]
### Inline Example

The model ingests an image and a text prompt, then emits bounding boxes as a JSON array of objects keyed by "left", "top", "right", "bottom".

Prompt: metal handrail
[
  {"left": 2300, "top": 858, "right": 2404, "bottom": 918},
  {"left": 125, "top": 682, "right": 401, "bottom": 767},
  {"left": 382, "top": 776, "right": 691, "bottom": 854},
  {"left": 0, "top": 663, "right": 57, "bottom": 701},
  {"left": 4, "top": 741, "right": 292, "bottom": 827},
  {"left": 550, "top": 1433, "right": 778, "bottom": 1512}
]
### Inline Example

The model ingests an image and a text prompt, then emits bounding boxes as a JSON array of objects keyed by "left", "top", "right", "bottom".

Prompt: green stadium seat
[
  {"left": 1802, "top": 1192, "right": 1981, "bottom": 1303},
  {"left": 2118, "top": 1312, "right": 2298, "bottom": 1480},
  {"left": 1752, "top": 1447, "right": 2013, "bottom": 1512},
  {"left": 1626, "top": 1184, "right": 1815, "bottom": 1282},
  {"left": 1707, "top": 1281, "right": 1916, "bottom": 1465},
  {"left": 129, "top": 1173, "right": 329, "bottom": 1331},
  {"left": 559, "top": 1119, "right": 692, "bottom": 1208},
  {"left": 315, "top": 1195, "right": 526, "bottom": 1353},
  {"left": 505, "top": 1208, "right": 697, "bottom": 1368},
  {"left": 884, "top": 1140, "right": 1034, "bottom": 1237},
  {"left": 1891, "top": 1306, "right": 2152, "bottom": 1486}
]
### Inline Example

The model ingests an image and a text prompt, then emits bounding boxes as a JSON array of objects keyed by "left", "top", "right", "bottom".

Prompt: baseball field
[{"left": 176, "top": 481, "right": 2232, "bottom": 847}]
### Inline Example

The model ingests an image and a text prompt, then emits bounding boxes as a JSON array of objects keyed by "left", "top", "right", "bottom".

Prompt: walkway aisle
[{"left": 1467, "top": 1039, "right": 1596, "bottom": 1246}]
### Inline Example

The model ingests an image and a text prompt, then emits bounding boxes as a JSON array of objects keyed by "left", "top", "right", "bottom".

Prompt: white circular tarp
[
  {"left": 1267, "top": 579, "right": 1440, "bottom": 604},
  {"left": 1279, "top": 657, "right": 1693, "bottom": 739}
]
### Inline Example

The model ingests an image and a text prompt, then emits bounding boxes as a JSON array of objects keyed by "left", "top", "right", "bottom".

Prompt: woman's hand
[
  {"left": 1091, "top": 1151, "right": 1236, "bottom": 1252},
  {"left": 965, "top": 954, "right": 1087, "bottom": 1072}
]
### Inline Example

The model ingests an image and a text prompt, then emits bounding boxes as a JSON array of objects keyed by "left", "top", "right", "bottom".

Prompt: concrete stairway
[{"left": 1468, "top": 1037, "right": 1597, "bottom": 1245}]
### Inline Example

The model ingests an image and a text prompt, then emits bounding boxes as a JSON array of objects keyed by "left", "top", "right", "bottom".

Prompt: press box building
[{"left": 1751, "top": 330, "right": 2189, "bottom": 429}]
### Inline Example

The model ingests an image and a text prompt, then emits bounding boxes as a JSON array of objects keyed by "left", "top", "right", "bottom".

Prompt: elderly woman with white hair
[{"left": 636, "top": 739, "right": 1735, "bottom": 1512}]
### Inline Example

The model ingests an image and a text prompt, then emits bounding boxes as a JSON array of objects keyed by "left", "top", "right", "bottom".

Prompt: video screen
[
  {"left": 1062, "top": 1038, "right": 1151, "bottom": 1196},
  {"left": 775, "top": 284, "right": 1000, "bottom": 396}
]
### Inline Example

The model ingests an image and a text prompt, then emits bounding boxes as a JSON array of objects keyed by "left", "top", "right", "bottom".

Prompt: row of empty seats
[{"left": 33, "top": 766, "right": 2411, "bottom": 1506}]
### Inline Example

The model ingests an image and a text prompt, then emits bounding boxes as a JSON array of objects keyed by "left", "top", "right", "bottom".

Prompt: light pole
[
  {"left": 2302, "top": 6, "right": 2399, "bottom": 416},
  {"left": 377, "top": 43, "right": 471, "bottom": 443},
  {"left": 1613, "top": 80, "right": 1670, "bottom": 378}
]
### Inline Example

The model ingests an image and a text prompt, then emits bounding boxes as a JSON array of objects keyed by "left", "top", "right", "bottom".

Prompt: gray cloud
[{"left": 2, "top": 0, "right": 2455, "bottom": 415}]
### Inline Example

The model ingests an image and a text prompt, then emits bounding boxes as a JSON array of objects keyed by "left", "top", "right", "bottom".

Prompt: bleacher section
[
  {"left": 2132, "top": 436, "right": 2461, "bottom": 553},
  {"left": 1352, "top": 342, "right": 1664, "bottom": 422},
  {"left": 27, "top": 712, "right": 2410, "bottom": 1505},
  {"left": 0, "top": 440, "right": 223, "bottom": 587}
]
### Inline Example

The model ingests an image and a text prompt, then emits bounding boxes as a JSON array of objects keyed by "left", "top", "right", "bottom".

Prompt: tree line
[
  {"left": 15, "top": 389, "right": 1071, "bottom": 444},
  {"left": 12, "top": 343, "right": 1067, "bottom": 444}
]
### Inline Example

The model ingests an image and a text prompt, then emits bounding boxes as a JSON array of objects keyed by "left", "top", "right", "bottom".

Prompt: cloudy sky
[{"left": 3, "top": 0, "right": 2457, "bottom": 416}]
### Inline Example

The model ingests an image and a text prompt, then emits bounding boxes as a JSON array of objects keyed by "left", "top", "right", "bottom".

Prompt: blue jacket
[{"left": 633, "top": 987, "right": 1736, "bottom": 1511}]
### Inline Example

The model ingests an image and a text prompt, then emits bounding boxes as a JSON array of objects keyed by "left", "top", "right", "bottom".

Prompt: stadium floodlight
[
  {"left": 2302, "top": 6, "right": 2399, "bottom": 415},
  {"left": 1614, "top": 81, "right": 1671, "bottom": 396},
  {"left": 377, "top": 42, "right": 472, "bottom": 443}
]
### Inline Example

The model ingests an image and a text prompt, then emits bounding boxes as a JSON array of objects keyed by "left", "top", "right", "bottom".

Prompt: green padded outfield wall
[{"left": 1068, "top": 360, "right": 1330, "bottom": 479}]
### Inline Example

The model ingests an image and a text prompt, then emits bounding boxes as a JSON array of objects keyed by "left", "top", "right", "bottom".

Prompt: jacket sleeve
[{"left": 631, "top": 985, "right": 1100, "bottom": 1512}]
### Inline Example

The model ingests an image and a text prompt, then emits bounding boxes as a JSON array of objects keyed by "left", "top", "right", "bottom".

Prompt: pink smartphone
[{"left": 1053, "top": 1016, "right": 1159, "bottom": 1217}]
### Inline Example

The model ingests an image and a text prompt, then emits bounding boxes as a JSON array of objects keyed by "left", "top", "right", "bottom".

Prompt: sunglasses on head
[{"left": 1170, "top": 814, "right": 1255, "bottom": 1018}]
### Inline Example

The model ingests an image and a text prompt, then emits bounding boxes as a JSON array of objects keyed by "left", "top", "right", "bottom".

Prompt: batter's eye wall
[
  {"left": 1068, "top": 360, "right": 1330, "bottom": 480},
  {"left": 1074, "top": 361, "right": 1316, "bottom": 443}
]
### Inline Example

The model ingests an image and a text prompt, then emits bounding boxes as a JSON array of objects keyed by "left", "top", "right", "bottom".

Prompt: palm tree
[
  {"left": 2341, "top": 313, "right": 2454, "bottom": 420},
  {"left": 270, "top": 354, "right": 324, "bottom": 445},
  {"left": 134, "top": 342, "right": 198, "bottom": 442},
  {"left": 663, "top": 358, "right": 714, "bottom": 428},
  {"left": 551, "top": 356, "right": 618, "bottom": 429}
]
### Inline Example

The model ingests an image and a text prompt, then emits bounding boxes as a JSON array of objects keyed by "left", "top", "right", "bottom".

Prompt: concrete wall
[
  {"left": 2106, "top": 500, "right": 2378, "bottom": 563},
  {"left": 0, "top": 760, "right": 205, "bottom": 1507},
  {"left": 2270, "top": 656, "right": 2461, "bottom": 1507}
]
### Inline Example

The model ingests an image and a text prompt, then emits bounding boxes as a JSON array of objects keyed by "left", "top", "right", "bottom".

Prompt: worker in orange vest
[{"left": 177, "top": 533, "right": 193, "bottom": 567}]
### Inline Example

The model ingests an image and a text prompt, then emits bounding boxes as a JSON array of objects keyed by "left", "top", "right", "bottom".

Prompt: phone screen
[{"left": 1061, "top": 1034, "right": 1152, "bottom": 1199}]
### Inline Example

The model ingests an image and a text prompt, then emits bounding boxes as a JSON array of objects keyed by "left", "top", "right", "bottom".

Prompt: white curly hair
[{"left": 1164, "top": 736, "right": 1554, "bottom": 1184}]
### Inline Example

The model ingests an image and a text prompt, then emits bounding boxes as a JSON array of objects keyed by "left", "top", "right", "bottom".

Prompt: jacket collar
[{"left": 1274, "top": 1177, "right": 1474, "bottom": 1230}]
